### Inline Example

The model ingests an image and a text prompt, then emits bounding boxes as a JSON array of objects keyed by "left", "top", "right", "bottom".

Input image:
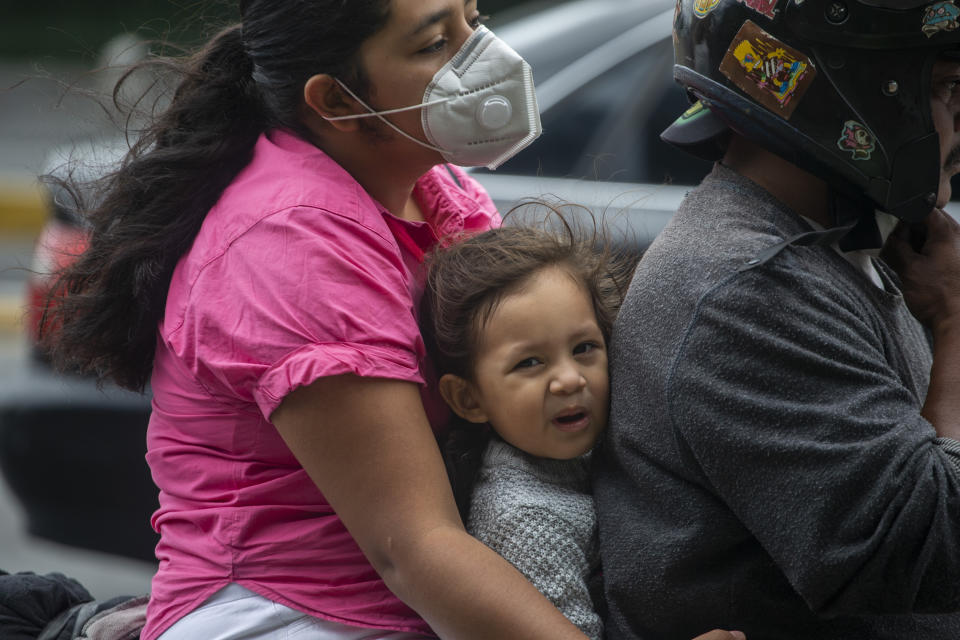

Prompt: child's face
[{"left": 465, "top": 266, "right": 609, "bottom": 460}]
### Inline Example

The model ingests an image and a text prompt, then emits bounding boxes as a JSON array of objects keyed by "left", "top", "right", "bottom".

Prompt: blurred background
[
  {"left": 0, "top": 0, "right": 543, "bottom": 182},
  {"left": 0, "top": 0, "right": 543, "bottom": 600},
  {"left": 0, "top": 1, "right": 246, "bottom": 600}
]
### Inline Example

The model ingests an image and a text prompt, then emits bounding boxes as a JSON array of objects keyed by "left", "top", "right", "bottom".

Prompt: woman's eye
[
  {"left": 419, "top": 38, "right": 447, "bottom": 55},
  {"left": 469, "top": 13, "right": 489, "bottom": 29}
]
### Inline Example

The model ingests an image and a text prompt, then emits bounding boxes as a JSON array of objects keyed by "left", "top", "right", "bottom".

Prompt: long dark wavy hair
[
  {"left": 421, "top": 215, "right": 638, "bottom": 520},
  {"left": 39, "top": 0, "right": 391, "bottom": 391}
]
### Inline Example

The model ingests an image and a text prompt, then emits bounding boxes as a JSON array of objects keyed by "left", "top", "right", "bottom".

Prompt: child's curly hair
[{"left": 422, "top": 212, "right": 639, "bottom": 520}]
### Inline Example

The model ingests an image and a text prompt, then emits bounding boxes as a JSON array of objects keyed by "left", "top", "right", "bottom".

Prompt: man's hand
[
  {"left": 882, "top": 208, "right": 960, "bottom": 438},
  {"left": 882, "top": 208, "right": 960, "bottom": 331},
  {"left": 692, "top": 631, "right": 746, "bottom": 640}
]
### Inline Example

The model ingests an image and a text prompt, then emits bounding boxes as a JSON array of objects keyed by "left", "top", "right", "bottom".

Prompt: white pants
[{"left": 157, "top": 583, "right": 433, "bottom": 640}]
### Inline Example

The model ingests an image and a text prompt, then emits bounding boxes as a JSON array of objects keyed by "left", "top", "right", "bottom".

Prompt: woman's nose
[{"left": 450, "top": 19, "right": 476, "bottom": 52}]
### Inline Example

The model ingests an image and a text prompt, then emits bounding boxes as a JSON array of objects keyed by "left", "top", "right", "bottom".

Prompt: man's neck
[{"left": 722, "top": 134, "right": 832, "bottom": 228}]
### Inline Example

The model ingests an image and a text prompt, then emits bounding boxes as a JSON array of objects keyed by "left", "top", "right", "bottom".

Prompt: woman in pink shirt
[
  {"left": 40, "top": 1, "right": 591, "bottom": 638},
  {"left": 40, "top": 1, "right": 746, "bottom": 640}
]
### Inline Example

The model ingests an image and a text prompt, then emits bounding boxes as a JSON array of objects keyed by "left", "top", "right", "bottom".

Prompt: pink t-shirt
[{"left": 141, "top": 130, "right": 499, "bottom": 640}]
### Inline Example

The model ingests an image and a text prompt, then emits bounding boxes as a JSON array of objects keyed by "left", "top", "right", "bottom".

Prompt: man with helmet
[{"left": 594, "top": 0, "right": 960, "bottom": 638}]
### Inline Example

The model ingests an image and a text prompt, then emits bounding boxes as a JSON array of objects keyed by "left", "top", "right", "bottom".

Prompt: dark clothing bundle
[{"left": 0, "top": 570, "right": 146, "bottom": 639}]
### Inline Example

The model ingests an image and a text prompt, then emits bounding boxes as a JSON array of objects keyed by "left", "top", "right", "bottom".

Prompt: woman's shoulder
[
  {"left": 188, "top": 132, "right": 398, "bottom": 266},
  {"left": 221, "top": 130, "right": 388, "bottom": 226}
]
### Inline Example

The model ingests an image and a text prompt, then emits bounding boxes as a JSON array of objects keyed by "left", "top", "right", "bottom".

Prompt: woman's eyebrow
[
  {"left": 409, "top": 0, "right": 472, "bottom": 37},
  {"left": 411, "top": 10, "right": 450, "bottom": 36}
]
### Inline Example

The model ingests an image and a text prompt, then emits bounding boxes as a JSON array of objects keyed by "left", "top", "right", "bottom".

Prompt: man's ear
[
  {"left": 438, "top": 374, "right": 489, "bottom": 424},
  {"left": 303, "top": 73, "right": 361, "bottom": 132}
]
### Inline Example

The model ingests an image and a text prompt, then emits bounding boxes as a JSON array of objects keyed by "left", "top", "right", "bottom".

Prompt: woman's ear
[
  {"left": 438, "top": 374, "right": 488, "bottom": 424},
  {"left": 303, "top": 73, "right": 361, "bottom": 132}
]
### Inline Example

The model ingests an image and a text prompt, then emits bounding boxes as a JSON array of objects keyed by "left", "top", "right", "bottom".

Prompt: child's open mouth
[{"left": 553, "top": 410, "right": 589, "bottom": 431}]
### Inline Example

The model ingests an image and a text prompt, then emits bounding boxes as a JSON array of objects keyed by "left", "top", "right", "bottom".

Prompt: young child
[{"left": 422, "top": 222, "right": 636, "bottom": 640}]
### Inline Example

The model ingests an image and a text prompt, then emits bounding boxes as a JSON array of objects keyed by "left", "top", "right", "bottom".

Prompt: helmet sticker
[
  {"left": 922, "top": 1, "right": 960, "bottom": 37},
  {"left": 694, "top": 0, "right": 722, "bottom": 17},
  {"left": 718, "top": 21, "right": 817, "bottom": 119},
  {"left": 679, "top": 101, "right": 712, "bottom": 122},
  {"left": 737, "top": 0, "right": 779, "bottom": 19},
  {"left": 837, "top": 121, "right": 876, "bottom": 160}
]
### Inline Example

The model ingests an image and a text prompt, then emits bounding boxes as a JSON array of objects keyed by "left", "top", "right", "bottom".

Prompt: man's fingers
[
  {"left": 881, "top": 226, "right": 911, "bottom": 274},
  {"left": 928, "top": 207, "right": 960, "bottom": 232},
  {"left": 691, "top": 631, "right": 746, "bottom": 640},
  {"left": 924, "top": 208, "right": 960, "bottom": 251}
]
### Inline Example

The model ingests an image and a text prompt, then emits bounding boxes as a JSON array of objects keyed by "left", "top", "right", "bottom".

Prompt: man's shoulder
[
  {"left": 633, "top": 177, "right": 788, "bottom": 309},
  {"left": 666, "top": 167, "right": 804, "bottom": 251}
]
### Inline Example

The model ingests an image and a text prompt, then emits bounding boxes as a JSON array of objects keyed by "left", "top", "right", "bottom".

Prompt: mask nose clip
[{"left": 476, "top": 95, "right": 513, "bottom": 130}]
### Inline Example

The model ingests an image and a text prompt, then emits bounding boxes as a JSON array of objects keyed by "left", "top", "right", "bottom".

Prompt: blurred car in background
[
  {"left": 473, "top": 0, "right": 711, "bottom": 241},
  {"left": 0, "top": 138, "right": 159, "bottom": 562}
]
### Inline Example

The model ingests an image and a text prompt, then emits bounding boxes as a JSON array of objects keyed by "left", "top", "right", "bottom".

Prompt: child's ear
[{"left": 438, "top": 374, "right": 489, "bottom": 424}]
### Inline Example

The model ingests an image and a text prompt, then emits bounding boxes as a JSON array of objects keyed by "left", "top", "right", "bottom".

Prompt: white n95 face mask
[{"left": 325, "top": 25, "right": 542, "bottom": 170}]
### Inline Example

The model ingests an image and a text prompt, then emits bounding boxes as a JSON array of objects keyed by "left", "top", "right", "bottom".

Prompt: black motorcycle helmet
[{"left": 662, "top": 0, "right": 960, "bottom": 223}]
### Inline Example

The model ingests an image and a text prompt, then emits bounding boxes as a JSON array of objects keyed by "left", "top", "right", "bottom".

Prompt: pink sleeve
[{"left": 173, "top": 206, "right": 424, "bottom": 420}]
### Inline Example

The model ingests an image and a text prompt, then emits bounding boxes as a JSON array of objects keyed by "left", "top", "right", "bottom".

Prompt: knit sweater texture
[
  {"left": 594, "top": 164, "right": 960, "bottom": 639},
  {"left": 467, "top": 438, "right": 602, "bottom": 640}
]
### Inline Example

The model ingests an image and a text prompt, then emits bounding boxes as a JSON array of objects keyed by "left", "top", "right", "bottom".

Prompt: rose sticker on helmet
[
  {"left": 837, "top": 120, "right": 877, "bottom": 161},
  {"left": 719, "top": 20, "right": 817, "bottom": 119}
]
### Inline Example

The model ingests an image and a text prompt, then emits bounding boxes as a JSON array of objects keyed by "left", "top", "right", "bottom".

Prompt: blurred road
[
  {"left": 0, "top": 59, "right": 156, "bottom": 600},
  {"left": 0, "top": 330, "right": 156, "bottom": 599}
]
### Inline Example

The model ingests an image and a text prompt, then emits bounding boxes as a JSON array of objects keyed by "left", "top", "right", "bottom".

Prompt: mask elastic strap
[{"left": 322, "top": 79, "right": 450, "bottom": 155}]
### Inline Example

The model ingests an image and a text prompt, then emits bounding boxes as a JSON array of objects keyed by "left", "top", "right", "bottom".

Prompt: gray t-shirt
[{"left": 594, "top": 164, "right": 960, "bottom": 639}]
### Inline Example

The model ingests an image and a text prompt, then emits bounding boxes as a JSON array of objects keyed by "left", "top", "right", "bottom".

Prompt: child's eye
[
  {"left": 513, "top": 357, "right": 541, "bottom": 370},
  {"left": 573, "top": 341, "right": 602, "bottom": 356}
]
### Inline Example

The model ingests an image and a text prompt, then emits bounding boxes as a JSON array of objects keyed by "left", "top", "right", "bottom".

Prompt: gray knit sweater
[
  {"left": 594, "top": 164, "right": 960, "bottom": 639},
  {"left": 467, "top": 438, "right": 602, "bottom": 640}
]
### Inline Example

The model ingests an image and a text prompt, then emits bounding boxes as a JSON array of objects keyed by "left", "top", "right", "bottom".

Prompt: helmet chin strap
[{"left": 831, "top": 189, "right": 883, "bottom": 253}]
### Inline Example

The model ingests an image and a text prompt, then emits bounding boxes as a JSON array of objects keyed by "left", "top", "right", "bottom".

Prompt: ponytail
[{"left": 40, "top": 25, "right": 266, "bottom": 391}]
